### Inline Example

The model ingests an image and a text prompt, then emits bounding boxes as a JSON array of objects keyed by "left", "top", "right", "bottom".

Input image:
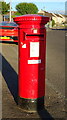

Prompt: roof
[
  {"left": 38, "top": 10, "right": 56, "bottom": 17},
  {"left": 55, "top": 14, "right": 62, "bottom": 18},
  {"left": 45, "top": 12, "right": 54, "bottom": 17},
  {"left": 62, "top": 14, "right": 67, "bottom": 17},
  {"left": 4, "top": 11, "right": 17, "bottom": 16},
  {"left": 38, "top": 9, "right": 66, "bottom": 18}
]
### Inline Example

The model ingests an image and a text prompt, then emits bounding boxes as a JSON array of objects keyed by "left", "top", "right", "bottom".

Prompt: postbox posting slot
[
  {"left": 26, "top": 34, "right": 44, "bottom": 37},
  {"left": 25, "top": 34, "right": 44, "bottom": 41}
]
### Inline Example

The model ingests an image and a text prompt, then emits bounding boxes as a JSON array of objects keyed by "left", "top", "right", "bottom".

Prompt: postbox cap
[{"left": 14, "top": 14, "right": 49, "bottom": 25}]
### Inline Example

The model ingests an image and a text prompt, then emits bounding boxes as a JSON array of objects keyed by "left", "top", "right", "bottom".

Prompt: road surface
[
  {"left": 46, "top": 29, "right": 65, "bottom": 97},
  {"left": 0, "top": 29, "right": 66, "bottom": 119}
]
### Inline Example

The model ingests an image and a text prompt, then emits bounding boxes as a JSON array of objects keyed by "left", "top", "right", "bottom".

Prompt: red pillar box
[{"left": 14, "top": 14, "right": 49, "bottom": 112}]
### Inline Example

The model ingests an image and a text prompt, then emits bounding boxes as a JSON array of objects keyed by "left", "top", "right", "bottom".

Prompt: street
[
  {"left": 46, "top": 29, "right": 65, "bottom": 97},
  {"left": 0, "top": 29, "right": 66, "bottom": 119}
]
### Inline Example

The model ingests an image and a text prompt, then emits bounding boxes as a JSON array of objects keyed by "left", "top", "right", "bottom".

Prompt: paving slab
[{"left": 0, "top": 31, "right": 66, "bottom": 119}]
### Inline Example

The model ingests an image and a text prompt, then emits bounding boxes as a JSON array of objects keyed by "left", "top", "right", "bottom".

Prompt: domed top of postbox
[{"left": 14, "top": 14, "right": 49, "bottom": 25}]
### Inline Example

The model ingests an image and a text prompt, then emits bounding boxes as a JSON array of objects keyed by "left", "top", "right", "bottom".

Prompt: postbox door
[{"left": 19, "top": 29, "right": 46, "bottom": 99}]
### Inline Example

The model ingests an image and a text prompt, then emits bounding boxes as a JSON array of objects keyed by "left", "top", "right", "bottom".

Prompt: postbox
[{"left": 14, "top": 14, "right": 49, "bottom": 112}]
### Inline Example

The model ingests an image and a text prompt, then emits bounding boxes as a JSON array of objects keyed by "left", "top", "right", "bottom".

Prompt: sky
[{"left": 4, "top": 0, "right": 67, "bottom": 14}]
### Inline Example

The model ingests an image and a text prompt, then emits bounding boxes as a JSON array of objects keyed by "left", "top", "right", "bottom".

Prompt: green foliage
[
  {"left": 14, "top": 12, "right": 22, "bottom": 16},
  {"left": 12, "top": 12, "right": 22, "bottom": 18},
  {"left": 52, "top": 19, "right": 55, "bottom": 27},
  {"left": 16, "top": 2, "right": 38, "bottom": 15},
  {"left": 0, "top": 1, "right": 10, "bottom": 14},
  {"left": 27, "top": 3, "right": 38, "bottom": 14}
]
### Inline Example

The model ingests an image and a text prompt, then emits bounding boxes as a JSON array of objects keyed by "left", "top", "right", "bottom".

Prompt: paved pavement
[
  {"left": 46, "top": 29, "right": 65, "bottom": 97},
  {"left": 0, "top": 30, "right": 66, "bottom": 119}
]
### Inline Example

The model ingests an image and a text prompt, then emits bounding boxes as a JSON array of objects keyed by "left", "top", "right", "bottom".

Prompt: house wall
[
  {"left": 52, "top": 16, "right": 63, "bottom": 24},
  {"left": 59, "top": 14, "right": 66, "bottom": 23},
  {"left": 52, "top": 13, "right": 66, "bottom": 24},
  {"left": 0, "top": 14, "right": 2, "bottom": 22}
]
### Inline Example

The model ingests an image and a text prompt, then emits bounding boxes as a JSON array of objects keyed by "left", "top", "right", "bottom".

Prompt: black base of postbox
[{"left": 18, "top": 96, "right": 44, "bottom": 113}]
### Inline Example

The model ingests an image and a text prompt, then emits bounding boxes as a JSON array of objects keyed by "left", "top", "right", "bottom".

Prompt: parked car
[{"left": 0, "top": 21, "right": 18, "bottom": 42}]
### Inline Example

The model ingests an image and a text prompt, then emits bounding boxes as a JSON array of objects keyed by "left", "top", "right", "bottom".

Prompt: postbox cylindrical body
[{"left": 14, "top": 14, "right": 49, "bottom": 112}]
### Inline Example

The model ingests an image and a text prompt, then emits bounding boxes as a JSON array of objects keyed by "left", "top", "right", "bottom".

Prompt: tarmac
[
  {"left": 0, "top": 29, "right": 66, "bottom": 119},
  {"left": 2, "top": 73, "right": 66, "bottom": 119}
]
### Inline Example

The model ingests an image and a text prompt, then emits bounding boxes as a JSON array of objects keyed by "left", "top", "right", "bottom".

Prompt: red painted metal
[
  {"left": 14, "top": 14, "right": 49, "bottom": 99},
  {"left": 0, "top": 25, "right": 18, "bottom": 42}
]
